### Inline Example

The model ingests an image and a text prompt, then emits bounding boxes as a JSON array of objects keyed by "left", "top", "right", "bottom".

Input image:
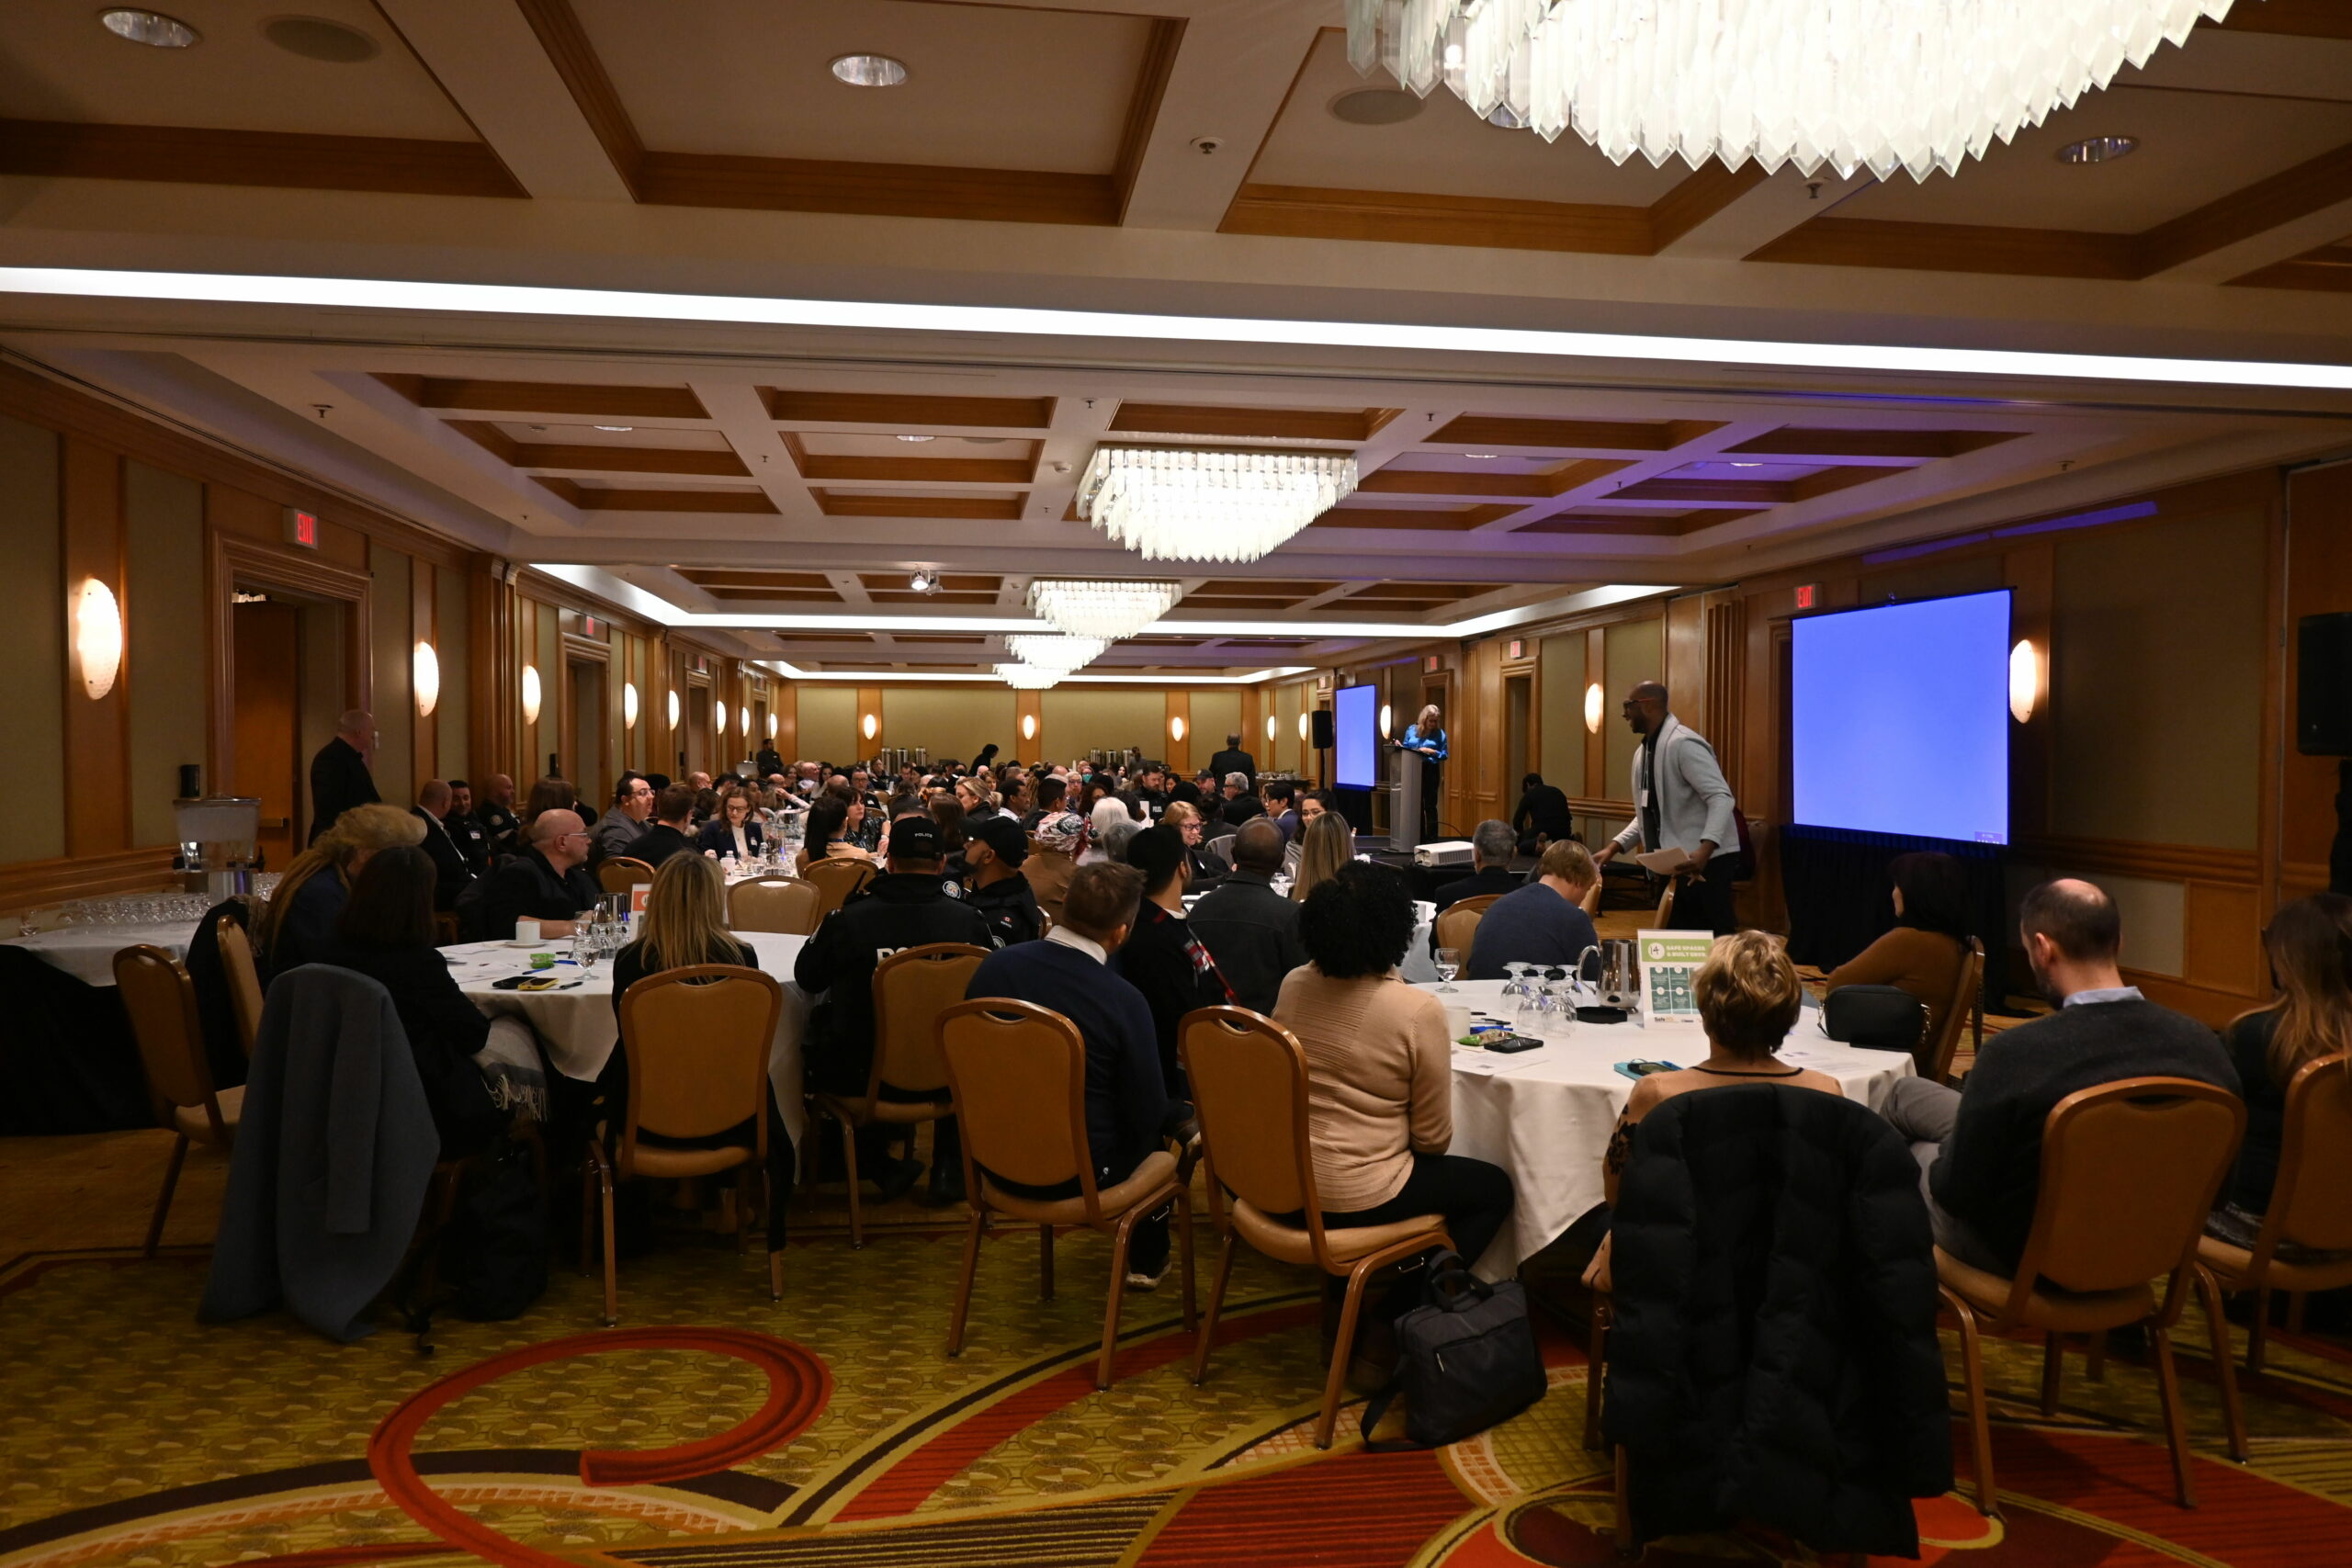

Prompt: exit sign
[
  {"left": 1795, "top": 582, "right": 1820, "bottom": 610},
  {"left": 1423, "top": 655, "right": 1442, "bottom": 673},
  {"left": 1506, "top": 638, "right": 1524, "bottom": 660},
  {"left": 282, "top": 507, "right": 319, "bottom": 548}
]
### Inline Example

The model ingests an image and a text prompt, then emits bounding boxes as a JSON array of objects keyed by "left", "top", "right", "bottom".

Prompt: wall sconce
[
  {"left": 623, "top": 682, "right": 639, "bottom": 728},
  {"left": 1297, "top": 711, "right": 1310, "bottom": 741},
  {"left": 1169, "top": 715, "right": 1186, "bottom": 743},
  {"left": 715, "top": 699, "right": 728, "bottom": 734},
  {"left": 739, "top": 705, "right": 750, "bottom": 737},
  {"left": 667, "top": 689, "right": 681, "bottom": 729},
  {"left": 767, "top": 712, "right": 778, "bottom": 739},
  {"left": 1264, "top": 713, "right": 1278, "bottom": 741},
  {"left": 520, "top": 663, "right": 541, "bottom": 725},
  {"left": 2009, "top": 639, "right": 2041, "bottom": 723},
  {"left": 413, "top": 641, "right": 439, "bottom": 717},
  {"left": 74, "top": 579, "right": 122, "bottom": 700},
  {"left": 1584, "top": 682, "right": 1603, "bottom": 735},
  {"left": 861, "top": 711, "right": 879, "bottom": 741},
  {"left": 1021, "top": 713, "right": 1037, "bottom": 740},
  {"left": 1379, "top": 703, "right": 1393, "bottom": 739}
]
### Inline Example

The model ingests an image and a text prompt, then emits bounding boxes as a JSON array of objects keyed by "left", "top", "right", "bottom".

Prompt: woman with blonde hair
[
  {"left": 1289, "top": 809, "right": 1356, "bottom": 903},
  {"left": 254, "top": 801, "right": 425, "bottom": 979},
  {"left": 1401, "top": 702, "right": 1448, "bottom": 841},
  {"left": 2207, "top": 893, "right": 2352, "bottom": 1249}
]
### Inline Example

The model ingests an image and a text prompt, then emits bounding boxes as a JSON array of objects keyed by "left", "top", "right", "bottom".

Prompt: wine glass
[{"left": 1433, "top": 946, "right": 1461, "bottom": 993}]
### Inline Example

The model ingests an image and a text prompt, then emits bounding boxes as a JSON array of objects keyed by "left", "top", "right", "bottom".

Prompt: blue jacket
[
  {"left": 967, "top": 939, "right": 1169, "bottom": 1183},
  {"left": 695, "top": 816, "right": 765, "bottom": 859},
  {"left": 1403, "top": 723, "right": 1447, "bottom": 762}
]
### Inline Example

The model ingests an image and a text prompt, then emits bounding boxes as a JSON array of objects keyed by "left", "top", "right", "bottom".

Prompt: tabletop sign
[
  {"left": 1636, "top": 930, "right": 1714, "bottom": 1024},
  {"left": 630, "top": 886, "right": 650, "bottom": 919}
]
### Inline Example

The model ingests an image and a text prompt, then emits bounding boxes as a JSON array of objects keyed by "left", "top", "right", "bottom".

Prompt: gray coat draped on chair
[{"left": 199, "top": 964, "right": 439, "bottom": 1342}]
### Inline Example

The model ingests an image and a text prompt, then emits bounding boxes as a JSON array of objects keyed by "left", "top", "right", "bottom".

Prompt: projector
[{"left": 1413, "top": 840, "right": 1476, "bottom": 868}]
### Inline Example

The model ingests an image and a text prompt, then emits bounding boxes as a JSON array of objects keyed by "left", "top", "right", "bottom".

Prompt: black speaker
[
  {"left": 2301, "top": 613, "right": 2352, "bottom": 755},
  {"left": 1310, "top": 708, "right": 1335, "bottom": 750}
]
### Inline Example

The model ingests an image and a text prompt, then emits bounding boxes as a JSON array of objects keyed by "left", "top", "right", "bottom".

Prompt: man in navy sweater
[{"left": 965, "top": 860, "right": 1188, "bottom": 1289}]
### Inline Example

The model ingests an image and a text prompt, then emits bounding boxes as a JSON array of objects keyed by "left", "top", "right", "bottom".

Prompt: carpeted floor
[{"left": 5, "top": 1127, "right": 2349, "bottom": 1568}]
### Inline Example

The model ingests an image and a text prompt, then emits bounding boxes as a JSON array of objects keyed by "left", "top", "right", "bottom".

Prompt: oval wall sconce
[
  {"left": 1021, "top": 713, "right": 1037, "bottom": 740},
  {"left": 413, "top": 641, "right": 439, "bottom": 717},
  {"left": 739, "top": 705, "right": 751, "bottom": 737},
  {"left": 2009, "top": 639, "right": 2041, "bottom": 723},
  {"left": 1298, "top": 711, "right": 1310, "bottom": 741},
  {"left": 1264, "top": 713, "right": 1278, "bottom": 741},
  {"left": 667, "top": 689, "right": 681, "bottom": 729},
  {"left": 74, "top": 579, "right": 122, "bottom": 700},
  {"left": 1379, "top": 703, "right": 1392, "bottom": 739},
  {"left": 623, "top": 682, "right": 639, "bottom": 728},
  {"left": 766, "top": 712, "right": 779, "bottom": 739},
  {"left": 715, "top": 699, "right": 728, "bottom": 735},
  {"left": 1584, "top": 682, "right": 1604, "bottom": 735},
  {"left": 1168, "top": 715, "right": 1186, "bottom": 743},
  {"left": 861, "top": 711, "right": 879, "bottom": 741},
  {"left": 520, "top": 663, "right": 542, "bottom": 725}
]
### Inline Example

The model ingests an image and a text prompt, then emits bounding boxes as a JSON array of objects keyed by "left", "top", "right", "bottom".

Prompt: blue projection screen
[
  {"left": 1334, "top": 682, "right": 1378, "bottom": 789},
  {"left": 1792, "top": 589, "right": 2011, "bottom": 844}
]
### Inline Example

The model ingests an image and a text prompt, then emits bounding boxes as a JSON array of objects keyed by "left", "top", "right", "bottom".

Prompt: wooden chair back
[
  {"left": 729, "top": 874, "right": 821, "bottom": 935},
  {"left": 1653, "top": 878, "right": 1677, "bottom": 927},
  {"left": 113, "top": 945, "right": 223, "bottom": 1134},
  {"left": 1023, "top": 848, "right": 1077, "bottom": 922},
  {"left": 599, "top": 857, "right": 656, "bottom": 897},
  {"left": 214, "top": 917, "right": 266, "bottom": 1058},
  {"left": 1433, "top": 895, "right": 1499, "bottom": 955},
  {"left": 2251, "top": 1052, "right": 2352, "bottom": 1263},
  {"left": 938, "top": 998, "right": 1094, "bottom": 1218},
  {"left": 868, "top": 943, "right": 988, "bottom": 1100},
  {"left": 616, "top": 964, "right": 780, "bottom": 1168},
  {"left": 803, "top": 856, "right": 876, "bottom": 923},
  {"left": 2003, "top": 1077, "right": 2244, "bottom": 1315},
  {"left": 1926, "top": 937, "right": 1986, "bottom": 1084},
  {"left": 1577, "top": 879, "right": 1601, "bottom": 916},
  {"left": 1181, "top": 1007, "right": 1338, "bottom": 1268}
]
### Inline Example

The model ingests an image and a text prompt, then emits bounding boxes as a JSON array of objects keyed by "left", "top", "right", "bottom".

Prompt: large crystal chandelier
[
  {"left": 1028, "top": 579, "right": 1182, "bottom": 639},
  {"left": 1004, "top": 634, "right": 1108, "bottom": 671},
  {"left": 995, "top": 662, "right": 1060, "bottom": 690},
  {"left": 1077, "top": 447, "right": 1358, "bottom": 564},
  {"left": 1344, "top": 0, "right": 2237, "bottom": 183}
]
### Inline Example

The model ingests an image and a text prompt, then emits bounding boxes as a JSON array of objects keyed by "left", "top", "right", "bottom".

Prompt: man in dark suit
[
  {"left": 472, "top": 773, "right": 522, "bottom": 858},
  {"left": 307, "top": 709, "right": 379, "bottom": 844},
  {"left": 411, "top": 779, "right": 475, "bottom": 910},
  {"left": 1433, "top": 820, "right": 1528, "bottom": 911},
  {"left": 1207, "top": 734, "right": 1255, "bottom": 791},
  {"left": 624, "top": 782, "right": 700, "bottom": 868},
  {"left": 1219, "top": 773, "right": 1265, "bottom": 828},
  {"left": 1188, "top": 818, "right": 1306, "bottom": 1014}
]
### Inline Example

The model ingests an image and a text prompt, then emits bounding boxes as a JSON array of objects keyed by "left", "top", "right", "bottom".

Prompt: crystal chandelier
[
  {"left": 1344, "top": 0, "right": 2237, "bottom": 183},
  {"left": 995, "top": 662, "right": 1060, "bottom": 690},
  {"left": 1077, "top": 447, "right": 1358, "bottom": 564},
  {"left": 1004, "top": 634, "right": 1108, "bottom": 671},
  {"left": 1028, "top": 579, "right": 1182, "bottom": 639}
]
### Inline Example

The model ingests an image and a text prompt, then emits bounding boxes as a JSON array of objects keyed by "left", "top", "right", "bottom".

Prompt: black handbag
[
  {"left": 1822, "top": 984, "right": 1928, "bottom": 1054},
  {"left": 1360, "top": 1251, "right": 1546, "bottom": 1448}
]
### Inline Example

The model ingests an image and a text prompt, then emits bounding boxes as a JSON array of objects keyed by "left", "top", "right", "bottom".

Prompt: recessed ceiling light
[
  {"left": 895, "top": 434, "right": 934, "bottom": 443},
  {"left": 100, "top": 9, "right": 198, "bottom": 47},
  {"left": 910, "top": 569, "right": 939, "bottom": 594},
  {"left": 2056, "top": 134, "right": 2138, "bottom": 164},
  {"left": 831, "top": 53, "right": 908, "bottom": 87},
  {"left": 1463, "top": 452, "right": 1500, "bottom": 459},
  {"left": 593, "top": 424, "right": 633, "bottom": 433},
  {"left": 261, "top": 16, "right": 379, "bottom": 62},
  {"left": 1329, "top": 87, "right": 1424, "bottom": 126}
]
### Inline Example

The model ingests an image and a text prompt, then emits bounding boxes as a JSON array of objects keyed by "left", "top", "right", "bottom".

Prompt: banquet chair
[
  {"left": 1924, "top": 938, "right": 1986, "bottom": 1085},
  {"left": 214, "top": 917, "right": 266, "bottom": 1059},
  {"left": 803, "top": 857, "right": 876, "bottom": 925},
  {"left": 939, "top": 998, "right": 1195, "bottom": 1390},
  {"left": 814, "top": 942, "right": 987, "bottom": 1247},
  {"left": 597, "top": 857, "right": 657, "bottom": 898},
  {"left": 1432, "top": 895, "right": 1500, "bottom": 956},
  {"left": 114, "top": 945, "right": 242, "bottom": 1256},
  {"left": 729, "top": 874, "right": 822, "bottom": 935},
  {"left": 2197, "top": 1052, "right": 2352, "bottom": 1374},
  {"left": 583, "top": 964, "right": 783, "bottom": 1325},
  {"left": 1181, "top": 1006, "right": 1449, "bottom": 1448},
  {"left": 1023, "top": 849, "right": 1077, "bottom": 924},
  {"left": 1938, "top": 1077, "right": 2245, "bottom": 1514}
]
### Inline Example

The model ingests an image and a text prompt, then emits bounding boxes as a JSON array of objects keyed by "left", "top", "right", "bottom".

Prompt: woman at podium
[{"left": 1403, "top": 704, "right": 1447, "bottom": 842}]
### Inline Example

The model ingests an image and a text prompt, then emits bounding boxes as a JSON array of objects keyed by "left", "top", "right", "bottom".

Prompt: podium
[{"left": 1385, "top": 740, "right": 1424, "bottom": 854}]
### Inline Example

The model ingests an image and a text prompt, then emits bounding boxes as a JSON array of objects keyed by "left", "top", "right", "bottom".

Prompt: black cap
[
  {"left": 970, "top": 815, "right": 1028, "bottom": 866},
  {"left": 1125, "top": 823, "right": 1186, "bottom": 886},
  {"left": 887, "top": 816, "right": 944, "bottom": 863}
]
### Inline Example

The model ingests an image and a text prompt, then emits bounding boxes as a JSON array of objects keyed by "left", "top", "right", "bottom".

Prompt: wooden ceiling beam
[
  {"left": 511, "top": 444, "right": 749, "bottom": 477},
  {"left": 1722, "top": 428, "right": 2020, "bottom": 460},
  {"left": 1109, "top": 402, "right": 1382, "bottom": 442},
  {"left": 767, "top": 390, "right": 1057, "bottom": 430},
  {"left": 0, "top": 119, "right": 525, "bottom": 198},
  {"left": 1430, "top": 416, "right": 1725, "bottom": 451},
  {"left": 1308, "top": 504, "right": 1522, "bottom": 531},
  {"left": 814, "top": 491, "right": 1027, "bottom": 520},
  {"left": 384, "top": 376, "right": 708, "bottom": 419}
]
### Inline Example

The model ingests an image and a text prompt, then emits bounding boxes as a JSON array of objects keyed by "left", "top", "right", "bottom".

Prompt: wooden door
[{"left": 232, "top": 601, "right": 301, "bottom": 864}]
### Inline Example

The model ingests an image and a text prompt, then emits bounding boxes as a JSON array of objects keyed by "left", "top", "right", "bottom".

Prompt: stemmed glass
[{"left": 1433, "top": 946, "right": 1462, "bottom": 993}]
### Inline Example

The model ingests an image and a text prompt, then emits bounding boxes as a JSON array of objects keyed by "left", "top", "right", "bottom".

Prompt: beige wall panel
[
  {"left": 797, "top": 684, "right": 858, "bottom": 766},
  {"left": 435, "top": 562, "right": 469, "bottom": 784},
  {"left": 1044, "top": 689, "right": 1168, "bottom": 760},
  {"left": 1539, "top": 632, "right": 1586, "bottom": 796},
  {"left": 1190, "top": 691, "right": 1242, "bottom": 762},
  {"left": 1276, "top": 682, "right": 1304, "bottom": 774},
  {"left": 2185, "top": 881, "right": 2263, "bottom": 996},
  {"left": 0, "top": 415, "right": 63, "bottom": 863},
  {"left": 532, "top": 598, "right": 560, "bottom": 780},
  {"left": 2007, "top": 859, "right": 2186, "bottom": 977},
  {"left": 125, "top": 462, "right": 208, "bottom": 845},
  {"left": 882, "top": 685, "right": 1016, "bottom": 760},
  {"left": 1602, "top": 617, "right": 1663, "bottom": 798},
  {"left": 1857, "top": 555, "right": 2004, "bottom": 607},
  {"left": 370, "top": 544, "right": 413, "bottom": 798},
  {"left": 2052, "top": 510, "right": 2264, "bottom": 850}
]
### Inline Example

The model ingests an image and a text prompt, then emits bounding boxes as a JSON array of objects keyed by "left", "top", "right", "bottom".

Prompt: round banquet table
[
  {"left": 445, "top": 930, "right": 813, "bottom": 1145},
  {"left": 1415, "top": 978, "right": 1917, "bottom": 1280},
  {"left": 1, "top": 921, "right": 202, "bottom": 987}
]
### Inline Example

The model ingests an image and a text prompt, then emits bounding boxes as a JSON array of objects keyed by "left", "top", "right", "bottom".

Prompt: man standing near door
[
  {"left": 307, "top": 708, "right": 380, "bottom": 844},
  {"left": 1592, "top": 682, "right": 1743, "bottom": 936}
]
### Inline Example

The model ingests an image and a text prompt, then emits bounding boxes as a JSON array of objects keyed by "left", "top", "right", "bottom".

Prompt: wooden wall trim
[
  {"left": 209, "top": 536, "right": 374, "bottom": 821},
  {"left": 0, "top": 119, "right": 525, "bottom": 198},
  {"left": 1223, "top": 183, "right": 1656, "bottom": 254},
  {"left": 0, "top": 847, "right": 179, "bottom": 914},
  {"left": 638, "top": 152, "right": 1119, "bottom": 225},
  {"left": 514, "top": 0, "right": 646, "bottom": 191},
  {"left": 1113, "top": 17, "right": 1186, "bottom": 223},
  {"left": 61, "top": 440, "right": 129, "bottom": 859},
  {"left": 2013, "top": 833, "right": 2260, "bottom": 885}
]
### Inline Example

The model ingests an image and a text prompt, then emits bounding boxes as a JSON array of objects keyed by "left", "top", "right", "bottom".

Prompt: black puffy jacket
[{"left": 1603, "top": 1082, "right": 1952, "bottom": 1557}]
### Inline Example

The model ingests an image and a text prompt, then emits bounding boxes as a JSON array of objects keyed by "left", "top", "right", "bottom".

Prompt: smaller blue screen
[{"left": 1334, "top": 683, "right": 1378, "bottom": 789}]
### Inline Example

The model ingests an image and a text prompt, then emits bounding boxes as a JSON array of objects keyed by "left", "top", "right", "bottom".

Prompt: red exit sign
[
  {"left": 282, "top": 507, "right": 319, "bottom": 549},
  {"left": 1794, "top": 582, "right": 1820, "bottom": 610}
]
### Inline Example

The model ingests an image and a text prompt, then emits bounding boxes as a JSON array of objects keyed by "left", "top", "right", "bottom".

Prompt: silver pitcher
[{"left": 1590, "top": 939, "right": 1641, "bottom": 1010}]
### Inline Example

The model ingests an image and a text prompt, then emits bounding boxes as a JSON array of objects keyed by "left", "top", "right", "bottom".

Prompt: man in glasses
[{"left": 481, "top": 808, "right": 601, "bottom": 940}]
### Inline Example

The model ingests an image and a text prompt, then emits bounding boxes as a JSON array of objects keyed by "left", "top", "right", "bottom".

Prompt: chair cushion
[
  {"left": 1935, "top": 1246, "right": 2154, "bottom": 1332},
  {"left": 1229, "top": 1197, "right": 1448, "bottom": 1268},
  {"left": 628, "top": 1143, "right": 752, "bottom": 1179},
  {"left": 980, "top": 1149, "right": 1179, "bottom": 1228},
  {"left": 2198, "top": 1235, "right": 2352, "bottom": 1294},
  {"left": 173, "top": 1086, "right": 243, "bottom": 1145}
]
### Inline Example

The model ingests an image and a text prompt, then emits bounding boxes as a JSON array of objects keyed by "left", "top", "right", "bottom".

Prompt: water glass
[{"left": 1433, "top": 946, "right": 1462, "bottom": 993}]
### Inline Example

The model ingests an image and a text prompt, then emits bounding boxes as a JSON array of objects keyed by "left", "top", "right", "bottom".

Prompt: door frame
[{"left": 209, "top": 534, "right": 371, "bottom": 818}]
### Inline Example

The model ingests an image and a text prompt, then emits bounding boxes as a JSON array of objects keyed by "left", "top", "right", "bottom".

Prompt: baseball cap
[
  {"left": 970, "top": 815, "right": 1029, "bottom": 867},
  {"left": 887, "top": 816, "right": 944, "bottom": 863}
]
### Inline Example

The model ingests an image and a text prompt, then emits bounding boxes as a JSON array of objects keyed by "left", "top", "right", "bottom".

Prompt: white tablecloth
[
  {"left": 447, "top": 931, "right": 812, "bottom": 1145},
  {"left": 1419, "top": 979, "right": 1917, "bottom": 1279},
  {"left": 1, "top": 921, "right": 202, "bottom": 987}
]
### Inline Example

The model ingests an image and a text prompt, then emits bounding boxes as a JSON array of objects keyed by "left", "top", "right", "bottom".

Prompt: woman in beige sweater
[
  {"left": 1272, "top": 860, "right": 1514, "bottom": 1268},
  {"left": 1819, "top": 851, "right": 1974, "bottom": 1071}
]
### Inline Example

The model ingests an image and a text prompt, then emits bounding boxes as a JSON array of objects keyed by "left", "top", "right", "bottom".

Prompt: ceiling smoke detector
[
  {"left": 100, "top": 9, "right": 198, "bottom": 47},
  {"left": 2055, "top": 134, "right": 2139, "bottom": 164},
  {"left": 831, "top": 53, "right": 909, "bottom": 87}
]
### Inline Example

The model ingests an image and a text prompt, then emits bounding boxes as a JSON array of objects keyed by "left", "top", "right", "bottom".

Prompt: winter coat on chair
[{"left": 1602, "top": 1082, "right": 1951, "bottom": 1558}]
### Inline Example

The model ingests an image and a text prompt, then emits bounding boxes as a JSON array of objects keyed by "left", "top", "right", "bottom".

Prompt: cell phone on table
[
  {"left": 492, "top": 975, "right": 563, "bottom": 992},
  {"left": 1481, "top": 1032, "right": 1544, "bottom": 1054},
  {"left": 1614, "top": 1060, "right": 1679, "bottom": 1079}
]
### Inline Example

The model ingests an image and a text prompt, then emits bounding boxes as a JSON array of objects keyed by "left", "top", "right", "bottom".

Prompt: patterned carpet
[{"left": 5, "top": 1145, "right": 2352, "bottom": 1568}]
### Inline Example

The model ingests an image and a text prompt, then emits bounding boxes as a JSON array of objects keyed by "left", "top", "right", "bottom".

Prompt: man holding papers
[{"left": 1592, "top": 682, "right": 1743, "bottom": 936}]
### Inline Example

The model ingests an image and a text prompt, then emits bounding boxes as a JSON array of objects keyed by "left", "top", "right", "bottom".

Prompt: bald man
[
  {"left": 1592, "top": 681, "right": 1741, "bottom": 936},
  {"left": 473, "top": 772, "right": 523, "bottom": 857},
  {"left": 412, "top": 779, "right": 473, "bottom": 910},
  {"left": 481, "top": 807, "right": 600, "bottom": 940},
  {"left": 307, "top": 707, "right": 380, "bottom": 844}
]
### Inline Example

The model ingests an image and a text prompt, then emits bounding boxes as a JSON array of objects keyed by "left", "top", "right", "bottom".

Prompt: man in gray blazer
[{"left": 1592, "top": 682, "right": 1743, "bottom": 935}]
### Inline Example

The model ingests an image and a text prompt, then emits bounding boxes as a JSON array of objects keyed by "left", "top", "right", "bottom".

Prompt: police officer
[{"left": 965, "top": 817, "right": 1044, "bottom": 948}]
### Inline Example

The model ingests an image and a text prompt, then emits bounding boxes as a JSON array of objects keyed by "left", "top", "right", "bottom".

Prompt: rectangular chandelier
[
  {"left": 994, "top": 662, "right": 1060, "bottom": 690},
  {"left": 1027, "top": 579, "right": 1182, "bottom": 640},
  {"left": 1077, "top": 447, "right": 1358, "bottom": 564},
  {"left": 1004, "top": 634, "right": 1107, "bottom": 671}
]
